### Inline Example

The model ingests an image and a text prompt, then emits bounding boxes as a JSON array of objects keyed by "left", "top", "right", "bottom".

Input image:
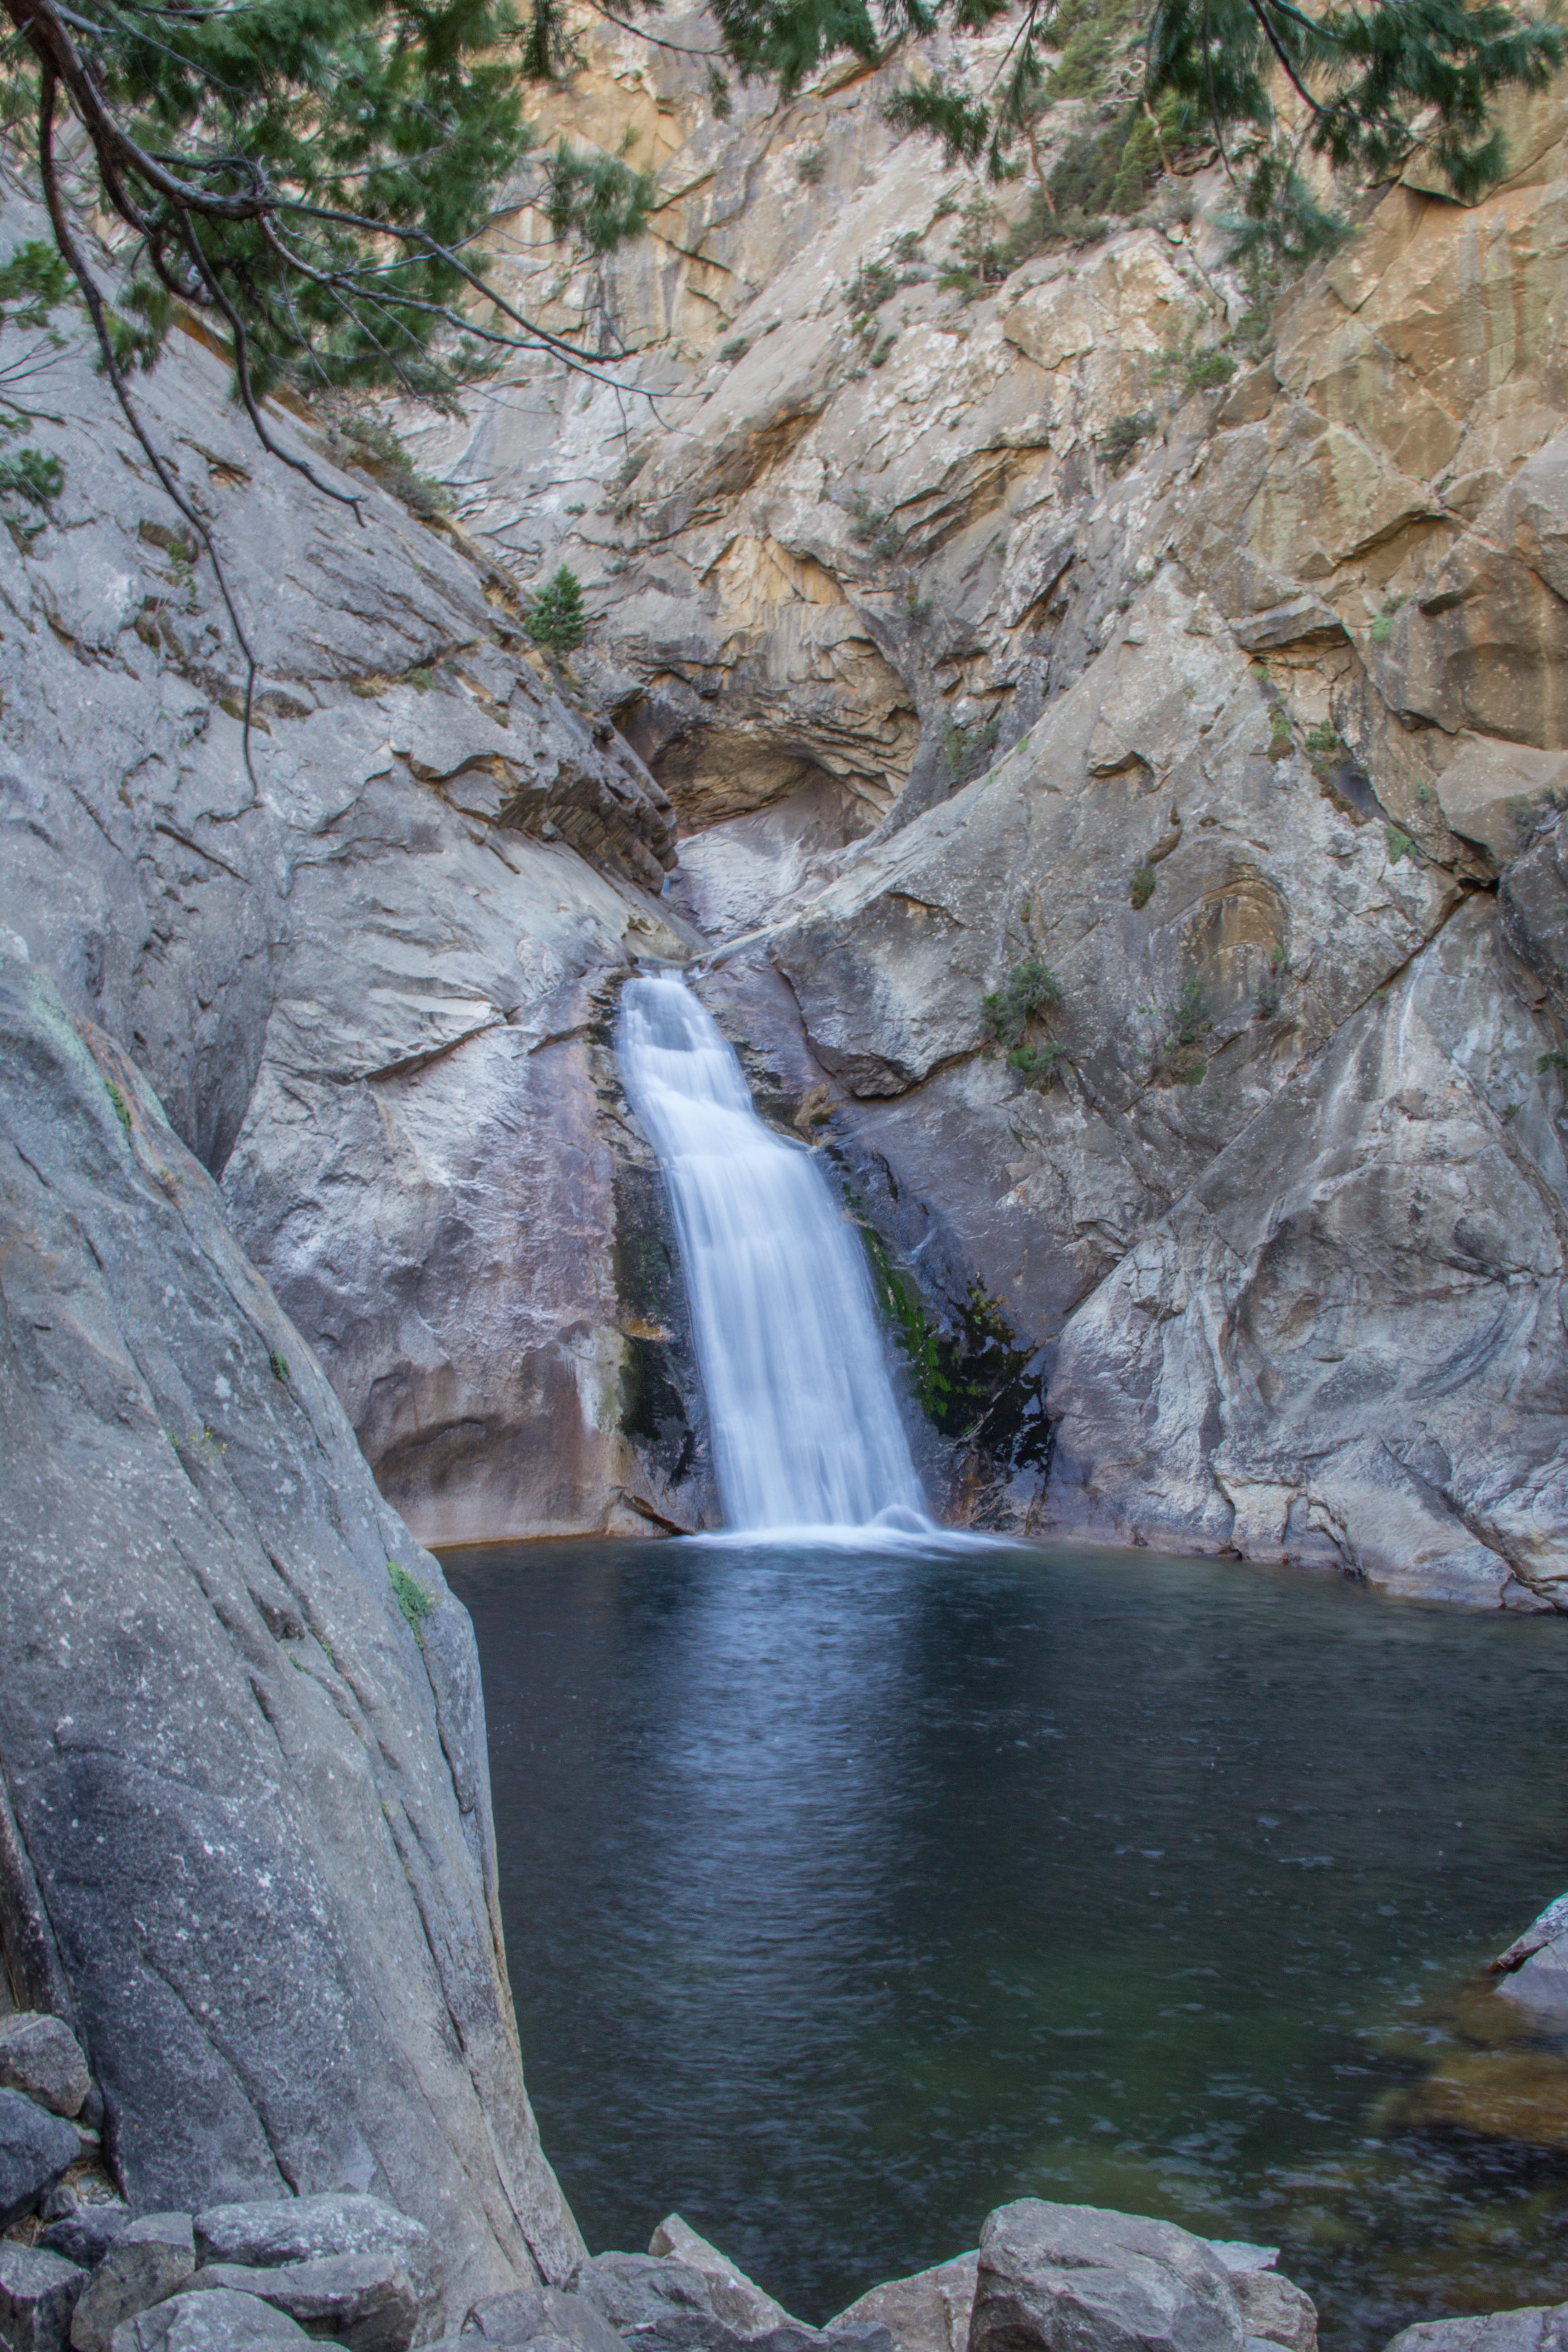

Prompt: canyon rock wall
[
  {"left": 0, "top": 938, "right": 583, "bottom": 2308},
  {"left": 0, "top": 181, "right": 706, "bottom": 1544},
  {"left": 414, "top": 36, "right": 1568, "bottom": 1600},
  {"left": 0, "top": 173, "right": 708, "bottom": 2311}
]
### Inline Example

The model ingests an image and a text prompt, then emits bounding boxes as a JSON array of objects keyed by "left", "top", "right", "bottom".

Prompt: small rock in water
[
  {"left": 828, "top": 2253, "right": 978, "bottom": 2352},
  {"left": 179, "top": 2258, "right": 415, "bottom": 2352},
  {"left": 1490, "top": 1896, "right": 1568, "bottom": 2018},
  {"left": 0, "top": 2015, "right": 93, "bottom": 2120},
  {"left": 0, "top": 2242, "right": 92, "bottom": 2352},
  {"left": 109, "top": 2286, "right": 323, "bottom": 2352},
  {"left": 0, "top": 2088, "right": 82, "bottom": 2227},
  {"left": 70, "top": 2216, "right": 197, "bottom": 2352}
]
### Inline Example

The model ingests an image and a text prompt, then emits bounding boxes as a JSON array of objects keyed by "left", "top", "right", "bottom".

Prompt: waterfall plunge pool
[{"left": 444, "top": 1532, "right": 1568, "bottom": 2352}]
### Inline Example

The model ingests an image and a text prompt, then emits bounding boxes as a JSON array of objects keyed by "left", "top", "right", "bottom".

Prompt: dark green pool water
[{"left": 442, "top": 1535, "right": 1568, "bottom": 2350}]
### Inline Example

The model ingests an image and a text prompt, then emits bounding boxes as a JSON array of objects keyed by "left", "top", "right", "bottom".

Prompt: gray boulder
[
  {"left": 828, "top": 2255, "right": 978, "bottom": 2352},
  {"left": 0, "top": 2086, "right": 81, "bottom": 2225},
  {"left": 0, "top": 942, "right": 581, "bottom": 2317},
  {"left": 0, "top": 2014, "right": 92, "bottom": 2118},
  {"left": 71, "top": 2215, "right": 197, "bottom": 2352},
  {"left": 194, "top": 2198, "right": 437, "bottom": 2322},
  {"left": 41, "top": 2206, "right": 134, "bottom": 2270},
  {"left": 178, "top": 2255, "right": 416, "bottom": 2352},
  {"left": 463, "top": 2286, "right": 627, "bottom": 2352},
  {"left": 110, "top": 2288, "right": 324, "bottom": 2352},
  {"left": 0, "top": 2241, "right": 91, "bottom": 2352},
  {"left": 1204, "top": 2251, "right": 1314, "bottom": 2352},
  {"left": 646, "top": 2220, "right": 795, "bottom": 2337},
  {"left": 970, "top": 2202, "right": 1245, "bottom": 2352},
  {"left": 1385, "top": 2312, "right": 1568, "bottom": 2352},
  {"left": 570, "top": 2256, "right": 721, "bottom": 2349},
  {"left": 570, "top": 2257, "right": 889, "bottom": 2352}
]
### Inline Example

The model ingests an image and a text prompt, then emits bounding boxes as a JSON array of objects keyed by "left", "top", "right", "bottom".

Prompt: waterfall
[{"left": 617, "top": 972, "right": 929, "bottom": 1534}]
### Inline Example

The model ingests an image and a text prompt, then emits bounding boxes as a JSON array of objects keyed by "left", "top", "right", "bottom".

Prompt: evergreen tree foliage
[
  {"left": 0, "top": 0, "right": 1556, "bottom": 694},
  {"left": 527, "top": 565, "right": 588, "bottom": 657},
  {"left": 544, "top": 143, "right": 659, "bottom": 253},
  {"left": 879, "top": 0, "right": 1563, "bottom": 257}
]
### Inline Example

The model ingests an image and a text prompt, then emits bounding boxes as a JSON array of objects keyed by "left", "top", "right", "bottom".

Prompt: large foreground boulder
[
  {"left": 970, "top": 2203, "right": 1246, "bottom": 2352},
  {"left": 0, "top": 941, "right": 582, "bottom": 2315},
  {"left": 646, "top": 2220, "right": 795, "bottom": 2339},
  {"left": 72, "top": 2215, "right": 197, "bottom": 2352}
]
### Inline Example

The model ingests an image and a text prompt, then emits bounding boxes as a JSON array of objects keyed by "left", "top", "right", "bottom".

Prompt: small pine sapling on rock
[{"left": 527, "top": 566, "right": 588, "bottom": 660}]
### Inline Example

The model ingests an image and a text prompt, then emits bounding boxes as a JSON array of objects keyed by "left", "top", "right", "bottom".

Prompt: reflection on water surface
[{"left": 442, "top": 1536, "right": 1568, "bottom": 2351}]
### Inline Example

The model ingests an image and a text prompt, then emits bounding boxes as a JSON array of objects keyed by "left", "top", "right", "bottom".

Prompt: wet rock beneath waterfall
[
  {"left": 0, "top": 2242, "right": 91, "bottom": 2352},
  {"left": 970, "top": 2201, "right": 1250, "bottom": 2352},
  {"left": 0, "top": 2015, "right": 92, "bottom": 2119},
  {"left": 1386, "top": 2311, "right": 1568, "bottom": 2352},
  {"left": 0, "top": 2088, "right": 81, "bottom": 2226},
  {"left": 828, "top": 2253, "right": 978, "bottom": 2352}
]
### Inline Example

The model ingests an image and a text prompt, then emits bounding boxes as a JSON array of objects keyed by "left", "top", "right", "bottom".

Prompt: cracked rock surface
[
  {"left": 402, "top": 34, "right": 1568, "bottom": 1596},
  {"left": 0, "top": 180, "right": 700, "bottom": 1544},
  {"left": 0, "top": 942, "right": 583, "bottom": 2308}
]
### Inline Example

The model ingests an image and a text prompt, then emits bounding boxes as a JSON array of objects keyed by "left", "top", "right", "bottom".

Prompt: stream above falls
[{"left": 446, "top": 1533, "right": 1568, "bottom": 2352}]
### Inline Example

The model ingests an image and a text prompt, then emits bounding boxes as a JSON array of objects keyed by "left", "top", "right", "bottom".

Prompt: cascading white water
[{"left": 617, "top": 972, "right": 929, "bottom": 1534}]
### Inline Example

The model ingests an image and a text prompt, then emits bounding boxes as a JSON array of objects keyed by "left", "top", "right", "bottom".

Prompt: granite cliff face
[
  {"left": 408, "top": 36, "right": 1568, "bottom": 1600},
  {"left": 0, "top": 178, "right": 711, "bottom": 1546},
  {"left": 0, "top": 939, "right": 583, "bottom": 2309},
  {"left": 0, "top": 172, "right": 693, "bottom": 2299}
]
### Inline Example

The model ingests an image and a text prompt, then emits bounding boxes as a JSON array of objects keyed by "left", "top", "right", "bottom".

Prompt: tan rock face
[
  {"left": 1432, "top": 736, "right": 1568, "bottom": 866},
  {"left": 392, "top": 35, "right": 1568, "bottom": 1590},
  {"left": 23, "top": 6, "right": 1568, "bottom": 1590}
]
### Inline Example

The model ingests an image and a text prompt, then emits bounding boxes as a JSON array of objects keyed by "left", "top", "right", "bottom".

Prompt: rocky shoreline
[
  {"left": 11, "top": 1891, "right": 1568, "bottom": 2352},
  {"left": 0, "top": 1990, "right": 1338, "bottom": 2352}
]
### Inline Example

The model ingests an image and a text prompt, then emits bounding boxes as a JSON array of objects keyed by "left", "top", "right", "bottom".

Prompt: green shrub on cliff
[
  {"left": 527, "top": 566, "right": 588, "bottom": 659},
  {"left": 983, "top": 961, "right": 1064, "bottom": 1086},
  {"left": 389, "top": 1562, "right": 436, "bottom": 1639}
]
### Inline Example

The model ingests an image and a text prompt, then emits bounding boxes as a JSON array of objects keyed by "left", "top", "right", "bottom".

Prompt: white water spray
[{"left": 617, "top": 972, "right": 929, "bottom": 1534}]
